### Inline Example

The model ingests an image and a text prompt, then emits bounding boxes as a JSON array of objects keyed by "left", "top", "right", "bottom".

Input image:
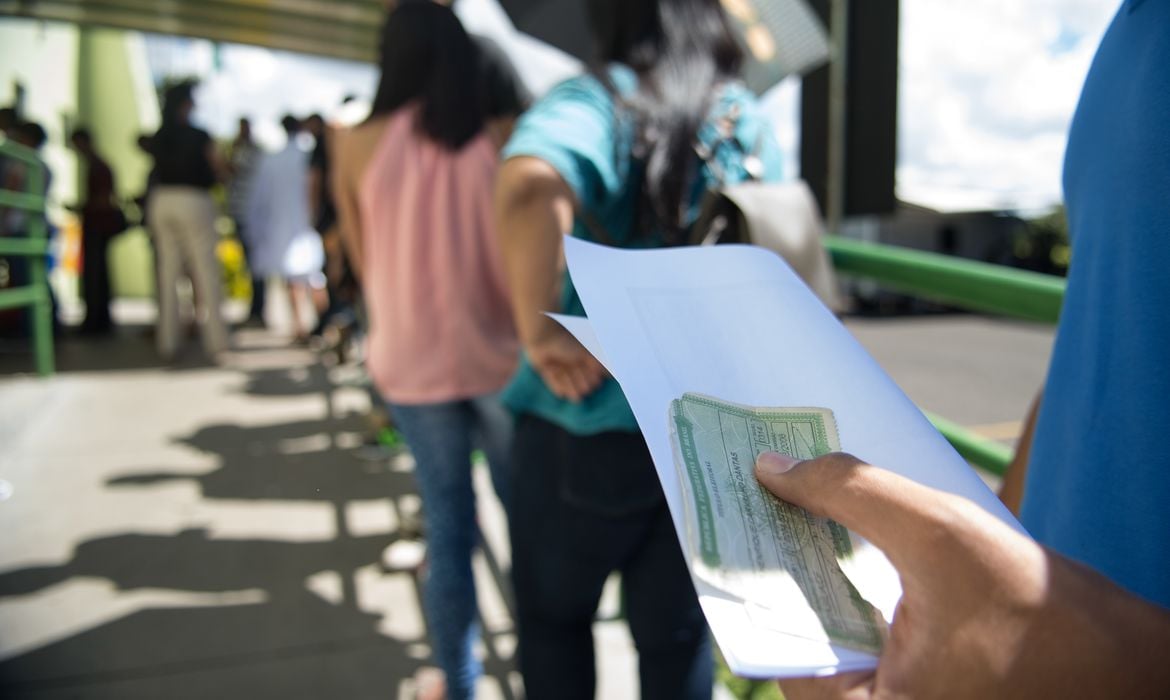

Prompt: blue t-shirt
[
  {"left": 1022, "top": 0, "right": 1170, "bottom": 608},
  {"left": 501, "top": 66, "right": 783, "bottom": 435}
]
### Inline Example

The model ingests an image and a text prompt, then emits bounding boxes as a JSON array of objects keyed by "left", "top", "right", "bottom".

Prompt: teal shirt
[{"left": 501, "top": 66, "right": 783, "bottom": 435}]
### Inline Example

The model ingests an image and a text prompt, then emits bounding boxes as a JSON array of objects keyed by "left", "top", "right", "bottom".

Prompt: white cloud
[{"left": 897, "top": 0, "right": 1119, "bottom": 211}]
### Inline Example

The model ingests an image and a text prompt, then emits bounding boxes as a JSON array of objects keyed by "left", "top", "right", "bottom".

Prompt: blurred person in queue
[
  {"left": 304, "top": 112, "right": 349, "bottom": 338},
  {"left": 227, "top": 117, "right": 264, "bottom": 324},
  {"left": 146, "top": 81, "right": 228, "bottom": 361},
  {"left": 494, "top": 0, "right": 783, "bottom": 697},
  {"left": 331, "top": 4, "right": 518, "bottom": 698},
  {"left": 70, "top": 128, "right": 125, "bottom": 334},
  {"left": 243, "top": 115, "right": 323, "bottom": 343}
]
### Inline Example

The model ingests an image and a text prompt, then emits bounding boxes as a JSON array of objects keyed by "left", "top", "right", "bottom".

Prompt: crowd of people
[
  {"left": 141, "top": 84, "right": 354, "bottom": 358},
  {"left": 2, "top": 0, "right": 1167, "bottom": 698},
  {"left": 1, "top": 85, "right": 353, "bottom": 356}
]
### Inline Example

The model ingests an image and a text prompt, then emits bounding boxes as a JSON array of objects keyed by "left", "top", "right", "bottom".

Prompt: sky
[
  {"left": 896, "top": 0, "right": 1118, "bottom": 211},
  {"left": 148, "top": 0, "right": 1122, "bottom": 214}
]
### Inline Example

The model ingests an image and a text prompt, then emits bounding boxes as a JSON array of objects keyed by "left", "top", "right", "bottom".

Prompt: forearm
[
  {"left": 1034, "top": 553, "right": 1170, "bottom": 698},
  {"left": 495, "top": 158, "right": 574, "bottom": 346},
  {"left": 1000, "top": 391, "right": 1041, "bottom": 514}
]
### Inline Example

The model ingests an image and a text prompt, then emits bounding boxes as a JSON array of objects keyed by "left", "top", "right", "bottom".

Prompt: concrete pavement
[{"left": 0, "top": 322, "right": 641, "bottom": 699}]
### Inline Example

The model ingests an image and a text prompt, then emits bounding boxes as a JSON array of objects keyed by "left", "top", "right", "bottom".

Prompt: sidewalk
[{"left": 0, "top": 321, "right": 639, "bottom": 699}]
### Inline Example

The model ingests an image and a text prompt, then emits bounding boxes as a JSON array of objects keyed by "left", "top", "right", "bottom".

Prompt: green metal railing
[
  {"left": 0, "top": 138, "right": 55, "bottom": 375},
  {"left": 824, "top": 235, "right": 1066, "bottom": 476}
]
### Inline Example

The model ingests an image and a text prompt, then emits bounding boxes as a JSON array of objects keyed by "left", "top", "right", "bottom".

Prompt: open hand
[{"left": 525, "top": 321, "right": 606, "bottom": 402}]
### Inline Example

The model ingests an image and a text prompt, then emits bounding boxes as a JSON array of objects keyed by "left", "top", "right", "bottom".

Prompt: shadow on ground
[
  {"left": 0, "top": 324, "right": 215, "bottom": 376},
  {"left": 0, "top": 351, "right": 518, "bottom": 699}
]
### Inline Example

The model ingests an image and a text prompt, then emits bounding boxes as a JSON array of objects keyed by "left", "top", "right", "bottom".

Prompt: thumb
[
  {"left": 754, "top": 451, "right": 950, "bottom": 568},
  {"left": 754, "top": 451, "right": 869, "bottom": 523}
]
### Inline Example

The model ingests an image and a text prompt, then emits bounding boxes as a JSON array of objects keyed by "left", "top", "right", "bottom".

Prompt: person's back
[
  {"left": 244, "top": 136, "right": 313, "bottom": 278},
  {"left": 348, "top": 108, "right": 516, "bottom": 403},
  {"left": 152, "top": 123, "right": 215, "bottom": 190},
  {"left": 330, "top": 5, "right": 518, "bottom": 698}
]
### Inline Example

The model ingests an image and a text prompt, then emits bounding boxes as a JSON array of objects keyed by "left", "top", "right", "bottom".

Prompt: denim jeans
[
  {"left": 388, "top": 394, "right": 513, "bottom": 700},
  {"left": 510, "top": 414, "right": 712, "bottom": 700}
]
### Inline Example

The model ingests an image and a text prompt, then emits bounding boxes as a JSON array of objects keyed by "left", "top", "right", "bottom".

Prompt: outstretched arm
[{"left": 494, "top": 156, "right": 605, "bottom": 402}]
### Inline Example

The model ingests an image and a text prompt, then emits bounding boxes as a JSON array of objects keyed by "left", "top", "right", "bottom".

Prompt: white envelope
[{"left": 551, "top": 236, "right": 1024, "bottom": 677}]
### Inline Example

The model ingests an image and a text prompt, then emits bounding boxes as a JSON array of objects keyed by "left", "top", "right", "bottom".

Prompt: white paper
[{"left": 555, "top": 236, "right": 1025, "bottom": 678}]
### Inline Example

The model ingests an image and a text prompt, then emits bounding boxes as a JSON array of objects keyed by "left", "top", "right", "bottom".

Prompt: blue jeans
[
  {"left": 510, "top": 414, "right": 713, "bottom": 700},
  {"left": 388, "top": 395, "right": 513, "bottom": 700}
]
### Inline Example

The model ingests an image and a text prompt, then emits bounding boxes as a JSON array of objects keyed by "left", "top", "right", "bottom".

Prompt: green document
[{"left": 668, "top": 393, "right": 887, "bottom": 654}]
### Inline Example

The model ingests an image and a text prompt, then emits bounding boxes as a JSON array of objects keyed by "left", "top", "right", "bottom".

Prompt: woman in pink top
[{"left": 332, "top": 5, "right": 518, "bottom": 698}]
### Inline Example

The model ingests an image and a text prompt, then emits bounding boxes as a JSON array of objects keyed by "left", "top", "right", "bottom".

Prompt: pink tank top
[{"left": 358, "top": 108, "right": 518, "bottom": 404}]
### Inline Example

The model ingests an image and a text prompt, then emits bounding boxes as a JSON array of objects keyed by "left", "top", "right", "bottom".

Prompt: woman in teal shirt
[{"left": 496, "top": 0, "right": 782, "bottom": 697}]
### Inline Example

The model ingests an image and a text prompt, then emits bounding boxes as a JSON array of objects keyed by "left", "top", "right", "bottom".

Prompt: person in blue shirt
[
  {"left": 495, "top": 0, "right": 782, "bottom": 697},
  {"left": 1010, "top": 0, "right": 1170, "bottom": 610},
  {"left": 757, "top": 2, "right": 1170, "bottom": 698}
]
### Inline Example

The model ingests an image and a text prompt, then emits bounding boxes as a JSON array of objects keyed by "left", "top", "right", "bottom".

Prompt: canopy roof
[{"left": 0, "top": 0, "right": 385, "bottom": 62}]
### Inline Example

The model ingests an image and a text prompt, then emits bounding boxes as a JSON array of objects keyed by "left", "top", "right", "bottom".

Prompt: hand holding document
[
  {"left": 669, "top": 394, "right": 886, "bottom": 655},
  {"left": 552, "top": 236, "right": 1024, "bottom": 678}
]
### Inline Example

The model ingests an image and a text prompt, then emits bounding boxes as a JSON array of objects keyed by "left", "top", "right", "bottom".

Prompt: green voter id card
[{"left": 669, "top": 393, "right": 886, "bottom": 654}]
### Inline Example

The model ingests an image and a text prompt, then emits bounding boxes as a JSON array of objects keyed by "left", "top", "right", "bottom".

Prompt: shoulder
[
  {"left": 511, "top": 72, "right": 616, "bottom": 146},
  {"left": 333, "top": 117, "right": 393, "bottom": 182},
  {"left": 537, "top": 73, "right": 616, "bottom": 113}
]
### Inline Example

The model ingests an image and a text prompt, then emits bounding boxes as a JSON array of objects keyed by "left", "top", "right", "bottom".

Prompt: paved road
[{"left": 844, "top": 314, "right": 1054, "bottom": 446}]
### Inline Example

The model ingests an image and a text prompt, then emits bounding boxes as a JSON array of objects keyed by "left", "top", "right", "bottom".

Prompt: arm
[
  {"left": 494, "top": 156, "right": 605, "bottom": 401},
  {"left": 754, "top": 451, "right": 1170, "bottom": 700},
  {"left": 329, "top": 127, "right": 363, "bottom": 284},
  {"left": 999, "top": 391, "right": 1042, "bottom": 515}
]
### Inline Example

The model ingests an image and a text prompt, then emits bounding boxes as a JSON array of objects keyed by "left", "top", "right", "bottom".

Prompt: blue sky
[{"left": 162, "top": 0, "right": 1121, "bottom": 214}]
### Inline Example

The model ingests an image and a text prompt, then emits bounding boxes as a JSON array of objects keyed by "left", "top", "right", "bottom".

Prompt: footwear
[
  {"left": 381, "top": 539, "right": 427, "bottom": 572},
  {"left": 413, "top": 667, "right": 446, "bottom": 700}
]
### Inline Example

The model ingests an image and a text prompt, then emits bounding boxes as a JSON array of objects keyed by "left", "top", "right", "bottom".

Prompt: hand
[
  {"left": 525, "top": 320, "right": 606, "bottom": 403},
  {"left": 753, "top": 451, "right": 1170, "bottom": 700}
]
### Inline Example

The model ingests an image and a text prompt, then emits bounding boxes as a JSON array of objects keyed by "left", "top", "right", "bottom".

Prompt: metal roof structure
[
  {"left": 0, "top": 0, "right": 897, "bottom": 218},
  {"left": 0, "top": 0, "right": 386, "bottom": 63}
]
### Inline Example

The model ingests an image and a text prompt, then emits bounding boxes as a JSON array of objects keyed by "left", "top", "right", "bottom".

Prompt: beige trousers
[{"left": 147, "top": 186, "right": 228, "bottom": 359}]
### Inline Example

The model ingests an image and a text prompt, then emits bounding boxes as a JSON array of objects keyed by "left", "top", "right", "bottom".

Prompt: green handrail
[
  {"left": 826, "top": 235, "right": 1066, "bottom": 324},
  {"left": 824, "top": 235, "right": 1065, "bottom": 476},
  {"left": 1, "top": 138, "right": 55, "bottom": 376},
  {"left": 924, "top": 412, "right": 1013, "bottom": 477}
]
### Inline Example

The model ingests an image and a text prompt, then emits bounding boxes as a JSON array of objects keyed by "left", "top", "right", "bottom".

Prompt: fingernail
[{"left": 757, "top": 452, "right": 799, "bottom": 474}]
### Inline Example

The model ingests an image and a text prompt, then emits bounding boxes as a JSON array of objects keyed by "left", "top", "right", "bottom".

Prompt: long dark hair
[
  {"left": 368, "top": 2, "right": 484, "bottom": 150},
  {"left": 588, "top": 0, "right": 742, "bottom": 233}
]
